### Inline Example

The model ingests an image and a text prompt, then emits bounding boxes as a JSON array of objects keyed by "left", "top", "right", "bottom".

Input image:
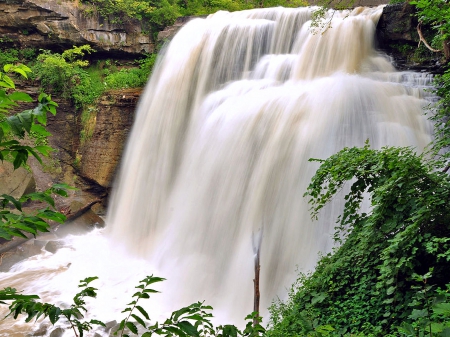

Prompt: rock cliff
[
  {"left": 0, "top": 0, "right": 153, "bottom": 56},
  {"left": 79, "top": 89, "right": 141, "bottom": 188},
  {"left": 376, "top": 3, "right": 445, "bottom": 73}
]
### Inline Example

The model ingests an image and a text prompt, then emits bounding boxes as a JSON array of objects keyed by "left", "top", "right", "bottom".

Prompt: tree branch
[{"left": 417, "top": 22, "right": 442, "bottom": 53}]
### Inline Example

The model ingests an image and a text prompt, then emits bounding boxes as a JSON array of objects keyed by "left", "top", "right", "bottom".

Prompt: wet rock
[
  {"left": 49, "top": 327, "right": 65, "bottom": 337},
  {"left": 0, "top": 241, "right": 43, "bottom": 271},
  {"left": 0, "top": 162, "right": 35, "bottom": 199},
  {"left": 111, "top": 322, "right": 131, "bottom": 336},
  {"left": 54, "top": 209, "right": 105, "bottom": 237},
  {"left": 32, "top": 322, "right": 50, "bottom": 336},
  {"left": 33, "top": 239, "right": 48, "bottom": 249},
  {"left": 44, "top": 240, "right": 65, "bottom": 254},
  {"left": 103, "top": 320, "right": 117, "bottom": 333}
]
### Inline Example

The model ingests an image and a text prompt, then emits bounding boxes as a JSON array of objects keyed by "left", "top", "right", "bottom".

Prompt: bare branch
[{"left": 417, "top": 22, "right": 442, "bottom": 52}]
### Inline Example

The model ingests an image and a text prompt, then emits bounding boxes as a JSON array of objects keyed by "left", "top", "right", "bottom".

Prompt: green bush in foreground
[
  {"left": 0, "top": 275, "right": 266, "bottom": 337},
  {"left": 0, "top": 64, "right": 71, "bottom": 240}
]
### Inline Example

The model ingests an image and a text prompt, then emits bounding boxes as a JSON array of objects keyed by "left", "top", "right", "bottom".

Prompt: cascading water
[{"left": 0, "top": 5, "right": 435, "bottom": 336}]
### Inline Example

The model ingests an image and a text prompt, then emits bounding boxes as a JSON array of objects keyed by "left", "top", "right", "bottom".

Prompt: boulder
[
  {"left": 49, "top": 328, "right": 65, "bottom": 337},
  {"left": 44, "top": 240, "right": 65, "bottom": 254},
  {"left": 0, "top": 162, "right": 35, "bottom": 199}
]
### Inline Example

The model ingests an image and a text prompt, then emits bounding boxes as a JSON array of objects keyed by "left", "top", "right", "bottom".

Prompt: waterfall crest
[{"left": 106, "top": 5, "right": 433, "bottom": 323}]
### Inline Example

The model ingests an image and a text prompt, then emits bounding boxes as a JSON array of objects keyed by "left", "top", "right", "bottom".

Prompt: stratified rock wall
[
  {"left": 79, "top": 89, "right": 140, "bottom": 187},
  {"left": 0, "top": 0, "right": 153, "bottom": 56}
]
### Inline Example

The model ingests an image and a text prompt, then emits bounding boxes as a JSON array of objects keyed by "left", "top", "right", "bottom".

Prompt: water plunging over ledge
[{"left": 0, "top": 5, "right": 435, "bottom": 336}]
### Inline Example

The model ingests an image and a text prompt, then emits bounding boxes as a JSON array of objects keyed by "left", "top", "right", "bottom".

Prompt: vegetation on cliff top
[{"left": 78, "top": 0, "right": 307, "bottom": 33}]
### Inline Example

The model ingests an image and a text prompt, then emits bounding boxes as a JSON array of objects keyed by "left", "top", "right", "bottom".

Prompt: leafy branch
[{"left": 0, "top": 277, "right": 105, "bottom": 337}]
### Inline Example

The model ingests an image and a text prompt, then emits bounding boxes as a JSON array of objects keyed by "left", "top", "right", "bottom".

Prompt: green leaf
[
  {"left": 126, "top": 321, "right": 138, "bottom": 334},
  {"left": 136, "top": 305, "right": 150, "bottom": 320},
  {"left": 17, "top": 112, "right": 33, "bottom": 133},
  {"left": 35, "top": 145, "right": 53, "bottom": 157},
  {"left": 173, "top": 307, "right": 191, "bottom": 321},
  {"left": 49, "top": 306, "right": 61, "bottom": 324},
  {"left": 3, "top": 64, "right": 12, "bottom": 73},
  {"left": 221, "top": 325, "right": 239, "bottom": 337},
  {"left": 90, "top": 319, "right": 106, "bottom": 327},
  {"left": 163, "top": 326, "right": 183, "bottom": 336},
  {"left": 26, "top": 147, "right": 43, "bottom": 165},
  {"left": 131, "top": 313, "right": 147, "bottom": 328},
  {"left": 7, "top": 115, "right": 24, "bottom": 137},
  {"left": 13, "top": 150, "right": 28, "bottom": 169},
  {"left": 433, "top": 302, "right": 450, "bottom": 316},
  {"left": 0, "top": 227, "right": 12, "bottom": 240},
  {"left": 37, "top": 209, "right": 66, "bottom": 223},
  {"left": 177, "top": 321, "right": 199, "bottom": 337},
  {"left": 30, "top": 124, "right": 51, "bottom": 137},
  {"left": 1, "top": 194, "right": 22, "bottom": 211},
  {"left": 10, "top": 223, "right": 37, "bottom": 235},
  {"left": 11, "top": 67, "right": 29, "bottom": 79},
  {"left": 409, "top": 309, "right": 428, "bottom": 320},
  {"left": 20, "top": 192, "right": 55, "bottom": 207},
  {"left": 0, "top": 75, "right": 15, "bottom": 89},
  {"left": 386, "top": 286, "right": 396, "bottom": 295},
  {"left": 8, "top": 92, "right": 33, "bottom": 102}
]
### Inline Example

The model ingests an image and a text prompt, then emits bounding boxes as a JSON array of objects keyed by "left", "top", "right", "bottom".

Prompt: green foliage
[
  {"left": 267, "top": 142, "right": 450, "bottom": 336},
  {"left": 104, "top": 54, "right": 156, "bottom": 89},
  {"left": 0, "top": 49, "right": 19, "bottom": 69},
  {"left": 32, "top": 45, "right": 104, "bottom": 108},
  {"left": 79, "top": 0, "right": 307, "bottom": 34},
  {"left": 410, "top": 0, "right": 450, "bottom": 54},
  {"left": 80, "top": 0, "right": 180, "bottom": 31},
  {"left": 113, "top": 275, "right": 266, "bottom": 337},
  {"left": 429, "top": 65, "right": 450, "bottom": 168},
  {"left": 0, "top": 64, "right": 72, "bottom": 240},
  {"left": 105, "top": 67, "right": 148, "bottom": 89},
  {"left": 1, "top": 277, "right": 105, "bottom": 337},
  {"left": 397, "top": 272, "right": 450, "bottom": 337},
  {"left": 1, "top": 275, "right": 266, "bottom": 337}
]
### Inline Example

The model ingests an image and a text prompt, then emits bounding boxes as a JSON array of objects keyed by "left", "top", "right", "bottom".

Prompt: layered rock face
[
  {"left": 79, "top": 89, "right": 141, "bottom": 188},
  {"left": 0, "top": 0, "right": 153, "bottom": 56}
]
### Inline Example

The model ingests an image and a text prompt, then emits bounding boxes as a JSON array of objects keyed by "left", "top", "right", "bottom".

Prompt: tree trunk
[{"left": 252, "top": 229, "right": 263, "bottom": 326}]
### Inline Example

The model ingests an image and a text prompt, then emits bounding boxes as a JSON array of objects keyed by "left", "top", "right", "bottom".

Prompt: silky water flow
[{"left": 0, "top": 5, "right": 435, "bottom": 336}]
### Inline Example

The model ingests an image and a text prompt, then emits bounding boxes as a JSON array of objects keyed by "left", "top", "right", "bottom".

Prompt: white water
[{"left": 0, "top": 5, "right": 435, "bottom": 336}]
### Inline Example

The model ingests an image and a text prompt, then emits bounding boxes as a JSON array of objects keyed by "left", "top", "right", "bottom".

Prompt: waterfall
[
  {"left": 0, "top": 5, "right": 434, "bottom": 335},
  {"left": 107, "top": 5, "right": 433, "bottom": 324}
]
